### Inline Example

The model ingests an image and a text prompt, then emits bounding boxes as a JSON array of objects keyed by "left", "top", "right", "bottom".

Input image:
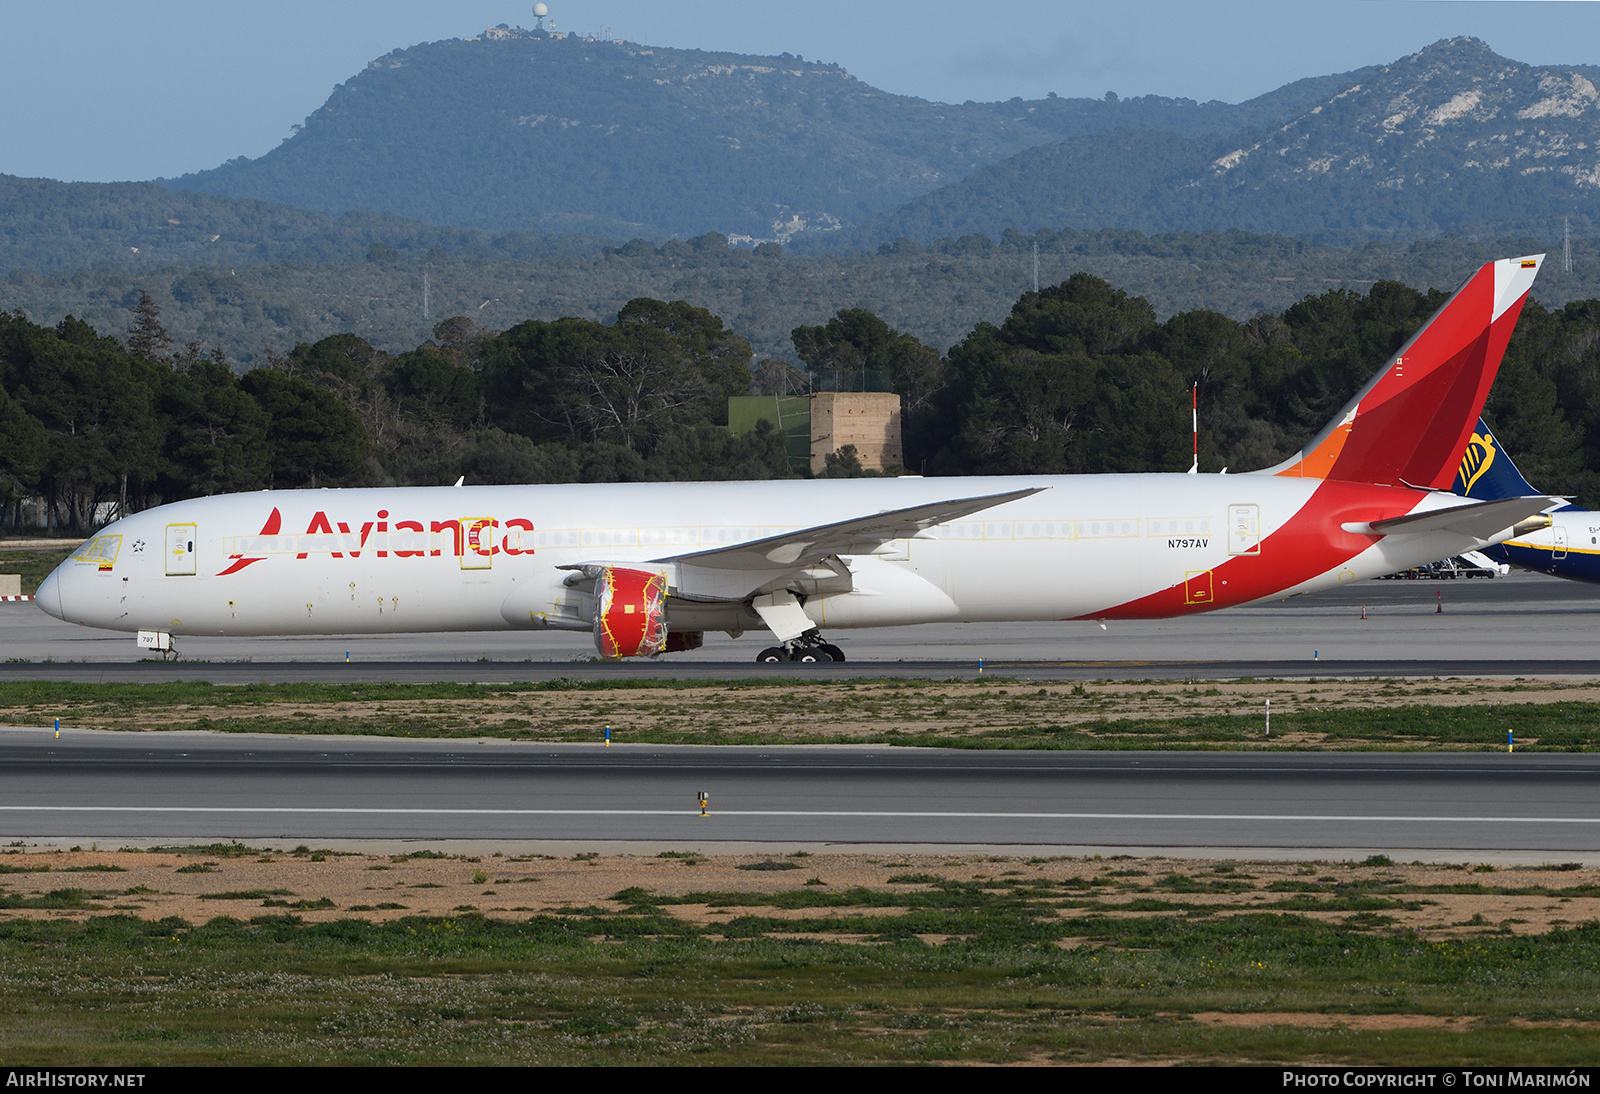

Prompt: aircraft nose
[{"left": 35, "top": 567, "right": 64, "bottom": 621}]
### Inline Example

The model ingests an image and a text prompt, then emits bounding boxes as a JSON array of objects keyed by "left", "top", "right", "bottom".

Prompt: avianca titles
[{"left": 38, "top": 255, "right": 1559, "bottom": 663}]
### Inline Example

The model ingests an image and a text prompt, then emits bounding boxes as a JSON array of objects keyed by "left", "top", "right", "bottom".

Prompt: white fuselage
[{"left": 38, "top": 474, "right": 1496, "bottom": 643}]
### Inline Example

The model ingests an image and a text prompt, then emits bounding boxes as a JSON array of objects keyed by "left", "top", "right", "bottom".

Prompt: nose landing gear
[{"left": 136, "top": 629, "right": 178, "bottom": 661}]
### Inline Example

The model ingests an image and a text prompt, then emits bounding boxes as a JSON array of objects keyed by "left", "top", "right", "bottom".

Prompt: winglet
[{"left": 1263, "top": 255, "right": 1543, "bottom": 488}]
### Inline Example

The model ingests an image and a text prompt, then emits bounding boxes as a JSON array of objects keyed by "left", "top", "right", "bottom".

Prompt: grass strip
[
  {"left": 0, "top": 907, "right": 1597, "bottom": 1065},
  {"left": 9, "top": 679, "right": 1600, "bottom": 750}
]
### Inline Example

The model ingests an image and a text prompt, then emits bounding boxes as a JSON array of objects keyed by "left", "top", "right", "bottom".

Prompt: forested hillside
[
  {"left": 0, "top": 175, "right": 606, "bottom": 274},
  {"left": 6, "top": 227, "right": 1597, "bottom": 368},
  {"left": 6, "top": 271, "right": 1600, "bottom": 533}
]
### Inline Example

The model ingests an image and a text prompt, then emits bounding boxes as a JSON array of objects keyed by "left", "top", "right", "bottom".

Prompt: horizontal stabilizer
[{"left": 1341, "top": 495, "right": 1559, "bottom": 541}]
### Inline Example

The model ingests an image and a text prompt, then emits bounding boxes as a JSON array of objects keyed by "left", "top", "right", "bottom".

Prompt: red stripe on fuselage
[{"left": 1076, "top": 479, "right": 1424, "bottom": 620}]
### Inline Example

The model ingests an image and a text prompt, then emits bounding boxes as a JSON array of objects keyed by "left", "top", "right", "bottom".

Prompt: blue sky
[{"left": 5, "top": 1, "right": 1600, "bottom": 183}]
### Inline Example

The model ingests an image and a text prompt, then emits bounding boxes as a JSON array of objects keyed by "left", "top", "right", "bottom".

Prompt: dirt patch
[
  {"left": 1189, "top": 1011, "right": 1600, "bottom": 1031},
  {"left": 1189, "top": 1012, "right": 1474, "bottom": 1030},
  {"left": 1, "top": 847, "right": 1595, "bottom": 939}
]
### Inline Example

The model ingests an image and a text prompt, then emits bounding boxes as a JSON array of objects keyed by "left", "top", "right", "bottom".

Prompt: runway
[
  {"left": 5, "top": 571, "right": 1597, "bottom": 854},
  {"left": 2, "top": 569, "right": 1598, "bottom": 681},
  {"left": 4, "top": 728, "right": 1597, "bottom": 853},
  {"left": 7, "top": 657, "right": 1600, "bottom": 684}
]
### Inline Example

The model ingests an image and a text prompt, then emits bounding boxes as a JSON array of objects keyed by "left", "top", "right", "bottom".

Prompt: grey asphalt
[
  {"left": 1, "top": 569, "right": 1597, "bottom": 681},
  {"left": 5, "top": 571, "right": 1599, "bottom": 854},
  {"left": 3, "top": 728, "right": 1597, "bottom": 854}
]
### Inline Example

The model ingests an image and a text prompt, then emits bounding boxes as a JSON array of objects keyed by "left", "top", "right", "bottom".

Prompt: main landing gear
[{"left": 755, "top": 631, "right": 845, "bottom": 663}]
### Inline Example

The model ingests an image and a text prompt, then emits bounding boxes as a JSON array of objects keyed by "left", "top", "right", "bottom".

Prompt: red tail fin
[{"left": 1267, "top": 255, "right": 1543, "bottom": 488}]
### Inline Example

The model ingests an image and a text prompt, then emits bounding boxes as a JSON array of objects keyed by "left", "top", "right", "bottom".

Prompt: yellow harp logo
[{"left": 1456, "top": 430, "right": 1497, "bottom": 494}]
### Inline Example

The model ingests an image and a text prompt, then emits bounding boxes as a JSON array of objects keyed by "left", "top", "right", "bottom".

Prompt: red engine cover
[{"left": 593, "top": 566, "right": 669, "bottom": 660}]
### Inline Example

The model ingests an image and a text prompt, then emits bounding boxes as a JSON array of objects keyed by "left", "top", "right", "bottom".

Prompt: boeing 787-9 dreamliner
[{"left": 38, "top": 256, "right": 1558, "bottom": 662}]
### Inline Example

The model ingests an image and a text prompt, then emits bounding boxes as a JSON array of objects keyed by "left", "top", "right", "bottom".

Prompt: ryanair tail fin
[
  {"left": 1263, "top": 255, "right": 1543, "bottom": 488},
  {"left": 1452, "top": 418, "right": 1540, "bottom": 501}
]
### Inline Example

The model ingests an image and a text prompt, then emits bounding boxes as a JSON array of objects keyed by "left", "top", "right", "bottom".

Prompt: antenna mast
[{"left": 1187, "top": 383, "right": 1198, "bottom": 474}]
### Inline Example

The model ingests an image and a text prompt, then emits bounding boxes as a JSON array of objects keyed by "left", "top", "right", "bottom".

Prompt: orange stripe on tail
[{"left": 1271, "top": 256, "right": 1542, "bottom": 488}]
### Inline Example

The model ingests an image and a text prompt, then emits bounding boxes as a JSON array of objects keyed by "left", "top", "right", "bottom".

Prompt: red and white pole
[{"left": 1188, "top": 383, "right": 1199, "bottom": 473}]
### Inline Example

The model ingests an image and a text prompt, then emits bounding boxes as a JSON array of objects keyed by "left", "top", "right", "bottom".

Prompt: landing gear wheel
[
  {"left": 793, "top": 648, "right": 834, "bottom": 663},
  {"left": 820, "top": 643, "right": 845, "bottom": 663},
  {"left": 757, "top": 646, "right": 788, "bottom": 663}
]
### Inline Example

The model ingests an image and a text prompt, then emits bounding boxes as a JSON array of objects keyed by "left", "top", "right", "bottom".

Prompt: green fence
[{"left": 728, "top": 395, "right": 812, "bottom": 472}]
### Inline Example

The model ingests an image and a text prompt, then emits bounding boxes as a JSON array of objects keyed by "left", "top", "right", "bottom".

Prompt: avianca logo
[{"left": 217, "top": 508, "right": 536, "bottom": 576}]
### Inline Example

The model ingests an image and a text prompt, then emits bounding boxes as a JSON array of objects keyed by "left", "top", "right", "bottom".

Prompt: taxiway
[
  {"left": 2, "top": 728, "right": 1596, "bottom": 853},
  {"left": 0, "top": 570, "right": 1596, "bottom": 681}
]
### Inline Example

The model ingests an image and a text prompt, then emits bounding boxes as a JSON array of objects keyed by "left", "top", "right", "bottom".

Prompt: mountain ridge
[
  {"left": 156, "top": 27, "right": 1379, "bottom": 241},
  {"left": 6, "top": 33, "right": 1596, "bottom": 267},
  {"left": 863, "top": 38, "right": 1600, "bottom": 244}
]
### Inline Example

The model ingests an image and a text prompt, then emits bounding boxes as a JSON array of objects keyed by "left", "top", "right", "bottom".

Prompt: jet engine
[
  {"left": 664, "top": 630, "right": 703, "bottom": 653},
  {"left": 593, "top": 566, "right": 669, "bottom": 659}
]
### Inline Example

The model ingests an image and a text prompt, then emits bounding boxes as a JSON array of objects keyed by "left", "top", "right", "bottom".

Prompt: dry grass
[
  {"left": 7, "top": 675, "right": 1600, "bottom": 748},
  {"left": 3, "top": 847, "right": 1595, "bottom": 940},
  {"left": 5, "top": 846, "right": 1600, "bottom": 1064}
]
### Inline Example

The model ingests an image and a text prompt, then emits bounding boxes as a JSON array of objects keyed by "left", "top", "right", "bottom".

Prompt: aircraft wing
[
  {"left": 663, "top": 486, "right": 1044, "bottom": 571},
  {"left": 561, "top": 486, "right": 1044, "bottom": 602},
  {"left": 1342, "top": 495, "right": 1561, "bottom": 541}
]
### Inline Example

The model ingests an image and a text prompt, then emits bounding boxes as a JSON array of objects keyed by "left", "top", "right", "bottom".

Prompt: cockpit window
[{"left": 71, "top": 535, "right": 122, "bottom": 566}]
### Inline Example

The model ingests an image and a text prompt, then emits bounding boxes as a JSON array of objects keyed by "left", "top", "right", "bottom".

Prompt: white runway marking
[{"left": 0, "top": 806, "right": 1596, "bottom": 824}]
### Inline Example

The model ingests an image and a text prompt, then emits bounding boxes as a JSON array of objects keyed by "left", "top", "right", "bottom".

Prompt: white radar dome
[{"left": 533, "top": 3, "right": 548, "bottom": 16}]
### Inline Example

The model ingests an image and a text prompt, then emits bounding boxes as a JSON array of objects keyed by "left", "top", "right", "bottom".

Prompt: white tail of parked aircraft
[{"left": 39, "top": 256, "right": 1557, "bottom": 662}]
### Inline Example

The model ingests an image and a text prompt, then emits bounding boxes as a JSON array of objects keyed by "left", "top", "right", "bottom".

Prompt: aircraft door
[
  {"left": 1553, "top": 526, "right": 1568, "bottom": 560},
  {"left": 165, "top": 523, "right": 197, "bottom": 575},
  {"left": 461, "top": 518, "right": 494, "bottom": 570},
  {"left": 1228, "top": 504, "right": 1261, "bottom": 556}
]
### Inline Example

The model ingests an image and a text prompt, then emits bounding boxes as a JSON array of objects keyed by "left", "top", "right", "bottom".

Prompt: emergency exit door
[
  {"left": 165, "top": 523, "right": 197, "bottom": 575},
  {"left": 1228, "top": 504, "right": 1261, "bottom": 556},
  {"left": 460, "top": 518, "right": 494, "bottom": 570}
]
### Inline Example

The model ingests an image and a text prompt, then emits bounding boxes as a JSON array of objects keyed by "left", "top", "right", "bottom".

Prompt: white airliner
[
  {"left": 1452, "top": 416, "right": 1600, "bottom": 584},
  {"left": 38, "top": 256, "right": 1557, "bottom": 662}
]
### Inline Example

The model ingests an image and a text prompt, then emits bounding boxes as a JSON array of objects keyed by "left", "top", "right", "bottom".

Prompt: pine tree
[{"left": 126, "top": 290, "right": 172, "bottom": 361}]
